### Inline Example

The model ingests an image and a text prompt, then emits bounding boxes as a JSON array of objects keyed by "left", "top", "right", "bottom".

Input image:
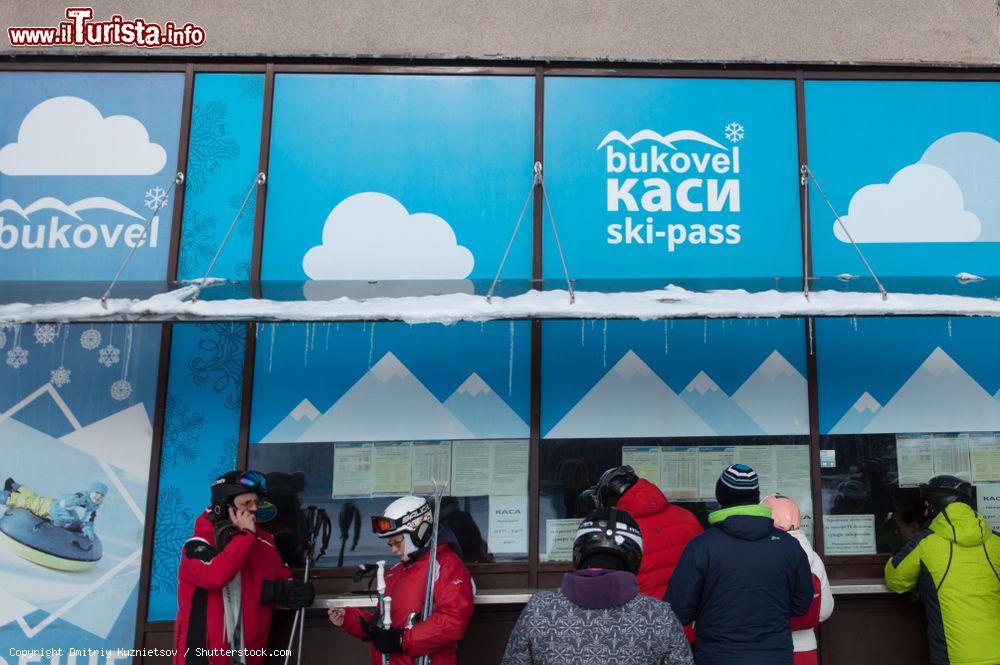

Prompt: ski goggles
[
  {"left": 236, "top": 471, "right": 268, "bottom": 493},
  {"left": 371, "top": 502, "right": 430, "bottom": 536}
]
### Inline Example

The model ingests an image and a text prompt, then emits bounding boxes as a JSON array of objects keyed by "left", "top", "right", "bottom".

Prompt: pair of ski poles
[{"left": 284, "top": 506, "right": 331, "bottom": 665}]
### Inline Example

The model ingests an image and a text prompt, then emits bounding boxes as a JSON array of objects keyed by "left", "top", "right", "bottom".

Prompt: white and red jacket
[
  {"left": 173, "top": 511, "right": 291, "bottom": 665},
  {"left": 788, "top": 529, "right": 834, "bottom": 653},
  {"left": 342, "top": 533, "right": 474, "bottom": 665}
]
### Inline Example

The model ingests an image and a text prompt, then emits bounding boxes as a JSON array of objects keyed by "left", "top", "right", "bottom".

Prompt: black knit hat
[{"left": 715, "top": 464, "right": 760, "bottom": 506}]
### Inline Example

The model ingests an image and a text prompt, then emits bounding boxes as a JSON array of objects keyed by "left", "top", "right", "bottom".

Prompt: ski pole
[
  {"left": 415, "top": 479, "right": 447, "bottom": 665},
  {"left": 376, "top": 560, "right": 391, "bottom": 665}
]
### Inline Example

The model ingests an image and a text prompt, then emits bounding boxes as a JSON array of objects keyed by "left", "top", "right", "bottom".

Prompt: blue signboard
[
  {"left": 0, "top": 323, "right": 161, "bottom": 658},
  {"left": 261, "top": 74, "right": 535, "bottom": 297},
  {"left": 543, "top": 77, "right": 801, "bottom": 282},
  {"left": 542, "top": 318, "right": 808, "bottom": 438},
  {"left": 0, "top": 72, "right": 184, "bottom": 282},
  {"left": 817, "top": 316, "right": 1000, "bottom": 434},
  {"left": 806, "top": 81, "right": 1000, "bottom": 278}
]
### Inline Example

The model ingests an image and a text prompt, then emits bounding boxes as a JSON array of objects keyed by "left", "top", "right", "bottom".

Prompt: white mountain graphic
[
  {"left": 681, "top": 371, "right": 763, "bottom": 436},
  {"left": 830, "top": 391, "right": 882, "bottom": 434},
  {"left": 731, "top": 351, "right": 809, "bottom": 434},
  {"left": 546, "top": 350, "right": 713, "bottom": 438},
  {"left": 297, "top": 352, "right": 473, "bottom": 442},
  {"left": 597, "top": 129, "right": 728, "bottom": 151},
  {"left": 261, "top": 398, "right": 320, "bottom": 443},
  {"left": 61, "top": 402, "right": 153, "bottom": 479},
  {"left": 862, "top": 347, "right": 1000, "bottom": 433},
  {"left": 443, "top": 373, "right": 529, "bottom": 438},
  {"left": 0, "top": 197, "right": 145, "bottom": 220}
]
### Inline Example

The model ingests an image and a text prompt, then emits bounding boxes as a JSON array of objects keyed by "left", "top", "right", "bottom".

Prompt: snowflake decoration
[
  {"left": 724, "top": 122, "right": 745, "bottom": 143},
  {"left": 111, "top": 379, "right": 133, "bottom": 401},
  {"left": 81, "top": 328, "right": 102, "bottom": 350},
  {"left": 189, "top": 323, "right": 246, "bottom": 410},
  {"left": 186, "top": 101, "right": 241, "bottom": 195},
  {"left": 0, "top": 329, "right": 6, "bottom": 350},
  {"left": 163, "top": 394, "right": 206, "bottom": 468},
  {"left": 33, "top": 324, "right": 57, "bottom": 346},
  {"left": 6, "top": 346, "right": 28, "bottom": 369},
  {"left": 145, "top": 186, "right": 168, "bottom": 211},
  {"left": 50, "top": 366, "right": 71, "bottom": 388},
  {"left": 98, "top": 343, "right": 120, "bottom": 367}
]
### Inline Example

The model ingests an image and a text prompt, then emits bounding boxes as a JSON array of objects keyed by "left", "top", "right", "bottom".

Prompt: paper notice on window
[
  {"left": 488, "top": 495, "right": 527, "bottom": 554},
  {"left": 332, "top": 442, "right": 374, "bottom": 498},
  {"left": 660, "top": 447, "right": 699, "bottom": 501},
  {"left": 450, "top": 440, "right": 492, "bottom": 497},
  {"left": 698, "top": 447, "right": 736, "bottom": 501},
  {"left": 623, "top": 446, "right": 660, "bottom": 486},
  {"left": 543, "top": 518, "right": 580, "bottom": 562},
  {"left": 411, "top": 441, "right": 452, "bottom": 495},
  {"left": 491, "top": 439, "right": 529, "bottom": 496},
  {"left": 930, "top": 433, "right": 971, "bottom": 480},
  {"left": 896, "top": 434, "right": 935, "bottom": 487},
  {"left": 823, "top": 514, "right": 877, "bottom": 555},
  {"left": 775, "top": 445, "right": 813, "bottom": 513},
  {"left": 976, "top": 482, "right": 1000, "bottom": 532},
  {"left": 969, "top": 434, "right": 1000, "bottom": 483},
  {"left": 372, "top": 441, "right": 412, "bottom": 497},
  {"left": 737, "top": 446, "right": 778, "bottom": 497}
]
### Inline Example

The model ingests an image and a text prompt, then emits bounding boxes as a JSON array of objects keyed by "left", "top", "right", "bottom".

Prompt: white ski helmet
[{"left": 372, "top": 495, "right": 433, "bottom": 558}]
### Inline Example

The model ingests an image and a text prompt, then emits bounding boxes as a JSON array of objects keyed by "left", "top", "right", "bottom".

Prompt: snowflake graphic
[
  {"left": 150, "top": 484, "right": 194, "bottom": 595},
  {"left": 80, "top": 328, "right": 102, "bottom": 350},
  {"left": 6, "top": 346, "right": 28, "bottom": 369},
  {"left": 724, "top": 122, "right": 745, "bottom": 143},
  {"left": 238, "top": 75, "right": 265, "bottom": 100},
  {"left": 145, "top": 186, "right": 168, "bottom": 211},
  {"left": 208, "top": 437, "right": 240, "bottom": 482},
  {"left": 178, "top": 211, "right": 219, "bottom": 278},
  {"left": 188, "top": 323, "right": 246, "bottom": 410},
  {"left": 186, "top": 101, "right": 241, "bottom": 195},
  {"left": 33, "top": 323, "right": 57, "bottom": 346},
  {"left": 50, "top": 366, "right": 71, "bottom": 388},
  {"left": 111, "top": 379, "right": 133, "bottom": 401},
  {"left": 163, "top": 393, "right": 206, "bottom": 468},
  {"left": 228, "top": 188, "right": 257, "bottom": 237},
  {"left": 98, "top": 343, "right": 120, "bottom": 367}
]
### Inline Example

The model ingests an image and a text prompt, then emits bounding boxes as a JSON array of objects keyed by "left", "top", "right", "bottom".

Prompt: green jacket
[{"left": 884, "top": 502, "right": 1000, "bottom": 665}]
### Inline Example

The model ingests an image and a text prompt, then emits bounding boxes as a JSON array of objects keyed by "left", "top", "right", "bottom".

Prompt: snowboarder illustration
[{"left": 0, "top": 477, "right": 107, "bottom": 571}]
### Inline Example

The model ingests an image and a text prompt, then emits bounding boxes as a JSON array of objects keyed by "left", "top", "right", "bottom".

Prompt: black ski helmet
[
  {"left": 210, "top": 470, "right": 268, "bottom": 516},
  {"left": 572, "top": 507, "right": 643, "bottom": 574},
  {"left": 595, "top": 465, "right": 639, "bottom": 508},
  {"left": 920, "top": 475, "right": 974, "bottom": 519}
]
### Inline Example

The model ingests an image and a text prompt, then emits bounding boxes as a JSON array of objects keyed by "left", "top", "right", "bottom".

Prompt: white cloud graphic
[
  {"left": 0, "top": 96, "right": 167, "bottom": 176},
  {"left": 836, "top": 163, "right": 981, "bottom": 243},
  {"left": 921, "top": 132, "right": 1000, "bottom": 241},
  {"left": 302, "top": 192, "right": 475, "bottom": 281}
]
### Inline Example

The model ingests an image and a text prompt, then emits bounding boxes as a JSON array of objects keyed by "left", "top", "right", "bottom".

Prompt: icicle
[
  {"left": 851, "top": 316, "right": 858, "bottom": 332},
  {"left": 947, "top": 317, "right": 953, "bottom": 338},
  {"left": 602, "top": 320, "right": 608, "bottom": 367},
  {"left": 303, "top": 323, "right": 310, "bottom": 366},
  {"left": 480, "top": 321, "right": 485, "bottom": 332},
  {"left": 268, "top": 323, "right": 277, "bottom": 373},
  {"left": 703, "top": 319, "right": 708, "bottom": 344},
  {"left": 325, "top": 322, "right": 332, "bottom": 350},
  {"left": 368, "top": 322, "right": 377, "bottom": 367},
  {"left": 580, "top": 320, "right": 586, "bottom": 347},
  {"left": 310, "top": 320, "right": 317, "bottom": 351},
  {"left": 808, "top": 318, "right": 815, "bottom": 356},
  {"left": 508, "top": 321, "right": 514, "bottom": 397},
  {"left": 663, "top": 320, "right": 669, "bottom": 356},
  {"left": 255, "top": 323, "right": 260, "bottom": 340}
]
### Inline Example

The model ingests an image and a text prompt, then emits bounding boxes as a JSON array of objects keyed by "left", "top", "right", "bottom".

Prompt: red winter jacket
[
  {"left": 615, "top": 479, "right": 703, "bottom": 599},
  {"left": 173, "top": 511, "right": 291, "bottom": 665},
  {"left": 341, "top": 540, "right": 474, "bottom": 665}
]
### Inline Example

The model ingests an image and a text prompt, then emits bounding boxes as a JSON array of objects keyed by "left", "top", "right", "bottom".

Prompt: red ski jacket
[
  {"left": 173, "top": 511, "right": 291, "bottom": 665},
  {"left": 342, "top": 540, "right": 474, "bottom": 665},
  {"left": 616, "top": 478, "right": 703, "bottom": 599}
]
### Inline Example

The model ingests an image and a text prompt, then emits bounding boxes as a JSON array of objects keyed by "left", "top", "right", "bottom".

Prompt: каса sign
[{"left": 602, "top": 127, "right": 743, "bottom": 251}]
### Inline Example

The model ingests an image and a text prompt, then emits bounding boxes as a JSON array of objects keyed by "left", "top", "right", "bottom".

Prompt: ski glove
[
  {"left": 367, "top": 625, "right": 404, "bottom": 654},
  {"left": 261, "top": 579, "right": 315, "bottom": 609}
]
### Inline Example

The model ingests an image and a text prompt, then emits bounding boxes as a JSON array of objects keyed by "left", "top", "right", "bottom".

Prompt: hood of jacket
[
  {"left": 930, "top": 501, "right": 992, "bottom": 548},
  {"left": 406, "top": 522, "right": 464, "bottom": 564},
  {"left": 616, "top": 478, "right": 670, "bottom": 519},
  {"left": 560, "top": 568, "right": 639, "bottom": 609},
  {"left": 709, "top": 504, "right": 775, "bottom": 541}
]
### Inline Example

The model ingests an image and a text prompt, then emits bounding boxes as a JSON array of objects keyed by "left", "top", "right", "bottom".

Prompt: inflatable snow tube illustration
[{"left": 0, "top": 507, "right": 102, "bottom": 572}]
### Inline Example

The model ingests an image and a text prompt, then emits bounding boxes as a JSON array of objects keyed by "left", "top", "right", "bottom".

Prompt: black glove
[
  {"left": 367, "top": 625, "right": 404, "bottom": 654},
  {"left": 261, "top": 579, "right": 315, "bottom": 609},
  {"left": 213, "top": 519, "right": 242, "bottom": 550}
]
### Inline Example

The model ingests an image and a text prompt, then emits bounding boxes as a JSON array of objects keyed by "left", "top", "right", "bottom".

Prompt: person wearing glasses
[
  {"left": 173, "top": 470, "right": 315, "bottom": 665},
  {"left": 327, "top": 495, "right": 474, "bottom": 665}
]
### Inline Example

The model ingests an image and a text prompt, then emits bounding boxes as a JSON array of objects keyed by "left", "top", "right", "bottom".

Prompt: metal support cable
[
  {"left": 100, "top": 172, "right": 184, "bottom": 308},
  {"left": 190, "top": 172, "right": 266, "bottom": 303},
  {"left": 801, "top": 164, "right": 887, "bottom": 301},
  {"left": 486, "top": 167, "right": 538, "bottom": 303}
]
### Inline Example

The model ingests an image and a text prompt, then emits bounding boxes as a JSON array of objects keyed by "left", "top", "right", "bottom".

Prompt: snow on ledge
[{"left": 4, "top": 284, "right": 1000, "bottom": 325}]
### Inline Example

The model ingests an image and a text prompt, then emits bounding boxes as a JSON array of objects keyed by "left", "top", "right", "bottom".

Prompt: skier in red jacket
[
  {"left": 327, "top": 495, "right": 474, "bottom": 665},
  {"left": 173, "top": 471, "right": 315, "bottom": 665},
  {"left": 583, "top": 466, "right": 702, "bottom": 599}
]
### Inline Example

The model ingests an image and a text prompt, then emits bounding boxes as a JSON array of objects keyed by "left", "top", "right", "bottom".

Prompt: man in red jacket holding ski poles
[
  {"left": 327, "top": 495, "right": 474, "bottom": 665},
  {"left": 173, "top": 471, "right": 315, "bottom": 665}
]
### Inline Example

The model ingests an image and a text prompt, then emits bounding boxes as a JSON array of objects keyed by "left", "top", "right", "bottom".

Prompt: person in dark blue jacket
[{"left": 664, "top": 464, "right": 813, "bottom": 665}]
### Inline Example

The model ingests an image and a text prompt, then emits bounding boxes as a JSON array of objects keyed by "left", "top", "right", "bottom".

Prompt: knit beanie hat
[{"left": 716, "top": 464, "right": 760, "bottom": 506}]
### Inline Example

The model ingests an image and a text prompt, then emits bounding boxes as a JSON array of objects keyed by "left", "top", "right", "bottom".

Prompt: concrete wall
[{"left": 2, "top": 0, "right": 999, "bottom": 66}]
